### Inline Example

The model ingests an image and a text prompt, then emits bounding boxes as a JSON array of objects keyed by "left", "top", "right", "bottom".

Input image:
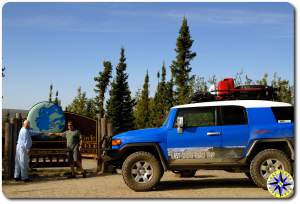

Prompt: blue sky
[{"left": 2, "top": 2, "right": 294, "bottom": 109}]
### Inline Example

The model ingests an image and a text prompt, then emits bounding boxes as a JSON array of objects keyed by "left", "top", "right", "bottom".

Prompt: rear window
[{"left": 271, "top": 107, "right": 294, "bottom": 123}]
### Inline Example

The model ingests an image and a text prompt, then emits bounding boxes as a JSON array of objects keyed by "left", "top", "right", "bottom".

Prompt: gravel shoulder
[{"left": 2, "top": 159, "right": 272, "bottom": 199}]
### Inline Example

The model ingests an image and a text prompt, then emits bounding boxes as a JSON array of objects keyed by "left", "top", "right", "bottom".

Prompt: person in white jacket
[{"left": 14, "top": 120, "right": 46, "bottom": 182}]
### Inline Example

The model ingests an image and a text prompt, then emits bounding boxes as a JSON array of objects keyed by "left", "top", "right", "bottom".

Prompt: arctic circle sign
[{"left": 27, "top": 101, "right": 65, "bottom": 139}]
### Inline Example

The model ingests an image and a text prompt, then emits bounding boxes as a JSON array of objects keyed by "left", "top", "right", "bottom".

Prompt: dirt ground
[{"left": 2, "top": 159, "right": 273, "bottom": 199}]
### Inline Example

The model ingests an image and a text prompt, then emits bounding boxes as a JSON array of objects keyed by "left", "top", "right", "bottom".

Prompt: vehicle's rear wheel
[
  {"left": 250, "top": 149, "right": 292, "bottom": 189},
  {"left": 122, "top": 151, "right": 162, "bottom": 191}
]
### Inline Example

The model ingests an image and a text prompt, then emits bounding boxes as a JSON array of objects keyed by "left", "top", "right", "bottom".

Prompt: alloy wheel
[{"left": 131, "top": 161, "right": 153, "bottom": 183}]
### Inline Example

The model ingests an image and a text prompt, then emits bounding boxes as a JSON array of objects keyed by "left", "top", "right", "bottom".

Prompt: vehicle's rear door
[{"left": 219, "top": 105, "right": 249, "bottom": 162}]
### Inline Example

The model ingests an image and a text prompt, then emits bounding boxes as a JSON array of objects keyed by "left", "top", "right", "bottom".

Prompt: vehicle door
[
  {"left": 167, "top": 106, "right": 222, "bottom": 165},
  {"left": 219, "top": 105, "right": 249, "bottom": 162}
]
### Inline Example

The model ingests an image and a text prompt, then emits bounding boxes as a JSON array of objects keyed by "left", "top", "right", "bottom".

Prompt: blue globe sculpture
[{"left": 27, "top": 101, "right": 65, "bottom": 140}]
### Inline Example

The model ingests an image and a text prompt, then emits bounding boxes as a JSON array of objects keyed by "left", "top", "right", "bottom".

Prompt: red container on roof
[{"left": 217, "top": 78, "right": 235, "bottom": 97}]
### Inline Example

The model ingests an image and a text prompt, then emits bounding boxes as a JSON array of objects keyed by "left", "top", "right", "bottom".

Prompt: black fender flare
[
  {"left": 119, "top": 143, "right": 168, "bottom": 171},
  {"left": 244, "top": 138, "right": 294, "bottom": 161}
]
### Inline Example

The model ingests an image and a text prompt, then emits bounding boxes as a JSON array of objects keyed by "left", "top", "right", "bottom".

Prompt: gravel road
[{"left": 2, "top": 159, "right": 273, "bottom": 199}]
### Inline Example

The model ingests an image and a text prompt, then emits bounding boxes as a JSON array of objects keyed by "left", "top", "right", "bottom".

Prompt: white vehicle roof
[{"left": 172, "top": 100, "right": 292, "bottom": 109}]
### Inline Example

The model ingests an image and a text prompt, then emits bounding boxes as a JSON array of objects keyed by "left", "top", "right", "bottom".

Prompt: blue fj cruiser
[{"left": 105, "top": 100, "right": 294, "bottom": 191}]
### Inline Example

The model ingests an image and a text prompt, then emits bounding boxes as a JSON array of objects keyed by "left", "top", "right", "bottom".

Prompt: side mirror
[{"left": 177, "top": 117, "right": 184, "bottom": 134}]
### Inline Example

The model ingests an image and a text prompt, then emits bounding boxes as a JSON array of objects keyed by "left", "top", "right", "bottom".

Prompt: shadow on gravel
[
  {"left": 194, "top": 175, "right": 216, "bottom": 178},
  {"left": 156, "top": 178, "right": 256, "bottom": 191},
  {"left": 2, "top": 169, "right": 117, "bottom": 185}
]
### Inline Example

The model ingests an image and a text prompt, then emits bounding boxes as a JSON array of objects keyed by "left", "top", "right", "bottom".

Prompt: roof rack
[
  {"left": 189, "top": 87, "right": 278, "bottom": 103},
  {"left": 189, "top": 77, "right": 278, "bottom": 103}
]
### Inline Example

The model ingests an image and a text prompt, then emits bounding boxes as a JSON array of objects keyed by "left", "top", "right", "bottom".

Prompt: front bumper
[{"left": 102, "top": 148, "right": 122, "bottom": 165}]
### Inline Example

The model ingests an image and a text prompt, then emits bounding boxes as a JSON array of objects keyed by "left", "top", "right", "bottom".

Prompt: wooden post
[
  {"left": 107, "top": 123, "right": 113, "bottom": 138},
  {"left": 101, "top": 118, "right": 107, "bottom": 139},
  {"left": 103, "top": 121, "right": 117, "bottom": 174},
  {"left": 4, "top": 122, "right": 11, "bottom": 179},
  {"left": 15, "top": 113, "right": 23, "bottom": 138},
  {"left": 10, "top": 117, "right": 18, "bottom": 179},
  {"left": 97, "top": 118, "right": 107, "bottom": 174},
  {"left": 96, "top": 115, "right": 102, "bottom": 172}
]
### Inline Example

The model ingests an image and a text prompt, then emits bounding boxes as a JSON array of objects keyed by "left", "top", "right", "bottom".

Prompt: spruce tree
[
  {"left": 234, "top": 70, "right": 244, "bottom": 86},
  {"left": 85, "top": 99, "right": 97, "bottom": 118},
  {"left": 245, "top": 75, "right": 253, "bottom": 85},
  {"left": 49, "top": 84, "right": 53, "bottom": 102},
  {"left": 165, "top": 76, "right": 174, "bottom": 110},
  {"left": 192, "top": 76, "right": 208, "bottom": 95},
  {"left": 67, "top": 87, "right": 87, "bottom": 114},
  {"left": 66, "top": 87, "right": 96, "bottom": 118},
  {"left": 94, "top": 61, "right": 112, "bottom": 117},
  {"left": 271, "top": 73, "right": 293, "bottom": 103},
  {"left": 106, "top": 48, "right": 135, "bottom": 134},
  {"left": 257, "top": 73, "right": 269, "bottom": 86},
  {"left": 54, "top": 90, "right": 59, "bottom": 105},
  {"left": 171, "top": 16, "right": 196, "bottom": 104},
  {"left": 134, "top": 71, "right": 150, "bottom": 129},
  {"left": 2, "top": 65, "right": 5, "bottom": 78},
  {"left": 150, "top": 63, "right": 173, "bottom": 127},
  {"left": 207, "top": 75, "right": 217, "bottom": 91}
]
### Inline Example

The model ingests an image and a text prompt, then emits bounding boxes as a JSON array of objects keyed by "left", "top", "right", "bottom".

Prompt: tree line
[{"left": 64, "top": 17, "right": 294, "bottom": 135}]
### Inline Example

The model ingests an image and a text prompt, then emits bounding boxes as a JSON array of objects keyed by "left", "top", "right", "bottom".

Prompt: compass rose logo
[{"left": 267, "top": 170, "right": 294, "bottom": 198}]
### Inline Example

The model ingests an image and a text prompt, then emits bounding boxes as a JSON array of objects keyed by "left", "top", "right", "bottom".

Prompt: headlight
[{"left": 112, "top": 139, "right": 122, "bottom": 146}]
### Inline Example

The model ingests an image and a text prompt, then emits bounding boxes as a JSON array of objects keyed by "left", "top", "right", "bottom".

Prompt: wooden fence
[
  {"left": 2, "top": 113, "right": 113, "bottom": 180},
  {"left": 3, "top": 113, "right": 22, "bottom": 179}
]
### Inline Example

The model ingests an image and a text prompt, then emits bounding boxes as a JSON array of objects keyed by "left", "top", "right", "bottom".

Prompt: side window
[
  {"left": 221, "top": 106, "right": 247, "bottom": 125},
  {"left": 175, "top": 107, "right": 216, "bottom": 128},
  {"left": 271, "top": 107, "right": 294, "bottom": 123}
]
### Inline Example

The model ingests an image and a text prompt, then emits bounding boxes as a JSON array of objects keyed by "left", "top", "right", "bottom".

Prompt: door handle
[{"left": 207, "top": 131, "right": 221, "bottom": 136}]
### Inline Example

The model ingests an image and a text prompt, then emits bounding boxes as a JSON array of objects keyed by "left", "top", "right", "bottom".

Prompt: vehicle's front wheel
[
  {"left": 122, "top": 151, "right": 162, "bottom": 191},
  {"left": 250, "top": 149, "right": 292, "bottom": 189}
]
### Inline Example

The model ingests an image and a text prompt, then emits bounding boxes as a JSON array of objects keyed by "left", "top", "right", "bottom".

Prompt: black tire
[
  {"left": 122, "top": 151, "right": 162, "bottom": 192},
  {"left": 250, "top": 149, "right": 292, "bottom": 189}
]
